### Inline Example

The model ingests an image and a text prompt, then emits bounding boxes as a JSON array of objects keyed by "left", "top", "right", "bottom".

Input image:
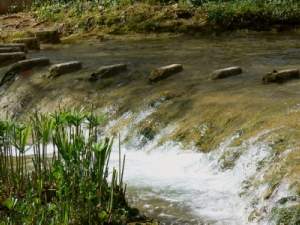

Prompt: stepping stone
[
  {"left": 263, "top": 69, "right": 300, "bottom": 84},
  {"left": 149, "top": 64, "right": 183, "bottom": 82},
  {"left": 0, "top": 52, "right": 26, "bottom": 66},
  {"left": 211, "top": 66, "right": 242, "bottom": 80},
  {"left": 49, "top": 61, "right": 82, "bottom": 78},
  {"left": 0, "top": 57, "right": 50, "bottom": 86},
  {"left": 90, "top": 63, "right": 127, "bottom": 80},
  {"left": 34, "top": 30, "right": 60, "bottom": 44},
  {"left": 12, "top": 37, "right": 40, "bottom": 50},
  {"left": 0, "top": 47, "right": 25, "bottom": 53},
  {"left": 0, "top": 43, "right": 27, "bottom": 52}
]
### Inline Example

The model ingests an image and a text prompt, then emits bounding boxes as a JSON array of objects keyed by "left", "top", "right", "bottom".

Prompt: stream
[{"left": 2, "top": 32, "right": 300, "bottom": 224}]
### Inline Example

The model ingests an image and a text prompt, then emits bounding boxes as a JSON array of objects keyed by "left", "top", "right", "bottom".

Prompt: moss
[{"left": 271, "top": 205, "right": 300, "bottom": 225}]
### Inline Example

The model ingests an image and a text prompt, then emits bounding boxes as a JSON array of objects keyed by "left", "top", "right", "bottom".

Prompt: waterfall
[{"left": 108, "top": 111, "right": 278, "bottom": 225}]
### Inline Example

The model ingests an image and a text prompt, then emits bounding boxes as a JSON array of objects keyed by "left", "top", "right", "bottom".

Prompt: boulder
[
  {"left": 34, "top": 30, "right": 60, "bottom": 44},
  {"left": 149, "top": 64, "right": 183, "bottom": 82},
  {"left": 0, "top": 43, "right": 27, "bottom": 52},
  {"left": 12, "top": 37, "right": 40, "bottom": 50},
  {"left": 0, "top": 57, "right": 50, "bottom": 86},
  {"left": 90, "top": 63, "right": 127, "bottom": 80},
  {"left": 211, "top": 66, "right": 242, "bottom": 80},
  {"left": 262, "top": 69, "right": 300, "bottom": 84},
  {"left": 0, "top": 47, "right": 25, "bottom": 53},
  {"left": 49, "top": 61, "right": 82, "bottom": 78},
  {"left": 0, "top": 52, "right": 26, "bottom": 66}
]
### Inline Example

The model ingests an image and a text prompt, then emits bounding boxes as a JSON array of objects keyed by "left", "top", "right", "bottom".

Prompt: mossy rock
[{"left": 271, "top": 205, "right": 300, "bottom": 225}]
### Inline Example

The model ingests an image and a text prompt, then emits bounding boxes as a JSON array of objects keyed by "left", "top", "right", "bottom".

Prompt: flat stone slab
[
  {"left": 0, "top": 57, "right": 50, "bottom": 86},
  {"left": 90, "top": 63, "right": 127, "bottom": 80},
  {"left": 34, "top": 30, "right": 60, "bottom": 44},
  {"left": 211, "top": 66, "right": 242, "bottom": 80},
  {"left": 12, "top": 37, "right": 40, "bottom": 50},
  {"left": 149, "top": 64, "right": 183, "bottom": 82},
  {"left": 0, "top": 52, "right": 26, "bottom": 66},
  {"left": 263, "top": 69, "right": 300, "bottom": 84},
  {"left": 0, "top": 43, "right": 27, "bottom": 52},
  {"left": 0, "top": 47, "right": 25, "bottom": 53},
  {"left": 49, "top": 61, "right": 82, "bottom": 78}
]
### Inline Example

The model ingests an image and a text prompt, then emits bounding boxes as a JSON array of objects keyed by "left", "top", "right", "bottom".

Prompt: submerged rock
[
  {"left": 12, "top": 37, "right": 40, "bottom": 50},
  {"left": 211, "top": 66, "right": 242, "bottom": 80},
  {"left": 149, "top": 64, "right": 183, "bottom": 82},
  {"left": 0, "top": 57, "right": 50, "bottom": 86},
  {"left": 0, "top": 43, "right": 27, "bottom": 52},
  {"left": 0, "top": 52, "right": 26, "bottom": 66},
  {"left": 34, "top": 30, "right": 61, "bottom": 44},
  {"left": 49, "top": 61, "right": 82, "bottom": 78},
  {"left": 90, "top": 63, "right": 127, "bottom": 80},
  {"left": 263, "top": 69, "right": 300, "bottom": 84}
]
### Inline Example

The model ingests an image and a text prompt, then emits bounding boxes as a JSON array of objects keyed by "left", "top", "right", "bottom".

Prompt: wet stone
[
  {"left": 0, "top": 43, "right": 27, "bottom": 52},
  {"left": 0, "top": 57, "right": 50, "bottom": 86},
  {"left": 34, "top": 30, "right": 60, "bottom": 44},
  {"left": 149, "top": 64, "right": 183, "bottom": 82},
  {"left": 0, "top": 47, "right": 25, "bottom": 53},
  {"left": 8, "top": 58, "right": 50, "bottom": 72},
  {"left": 49, "top": 61, "right": 82, "bottom": 78},
  {"left": 262, "top": 69, "right": 300, "bottom": 84},
  {"left": 12, "top": 37, "right": 40, "bottom": 50},
  {"left": 90, "top": 63, "right": 127, "bottom": 80},
  {"left": 0, "top": 52, "right": 26, "bottom": 66},
  {"left": 211, "top": 66, "right": 242, "bottom": 80}
]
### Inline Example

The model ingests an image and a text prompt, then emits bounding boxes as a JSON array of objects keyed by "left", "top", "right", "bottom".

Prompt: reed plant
[{"left": 0, "top": 109, "right": 131, "bottom": 225}]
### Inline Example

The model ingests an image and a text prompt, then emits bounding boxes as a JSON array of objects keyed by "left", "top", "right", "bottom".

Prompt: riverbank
[{"left": 2, "top": 1, "right": 300, "bottom": 42}]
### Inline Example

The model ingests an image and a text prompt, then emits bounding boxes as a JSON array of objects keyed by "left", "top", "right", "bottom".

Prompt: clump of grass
[
  {"left": 0, "top": 109, "right": 135, "bottom": 225},
  {"left": 204, "top": 0, "right": 300, "bottom": 30}
]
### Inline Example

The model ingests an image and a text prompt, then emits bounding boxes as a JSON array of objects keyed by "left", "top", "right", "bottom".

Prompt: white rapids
[{"left": 109, "top": 118, "right": 274, "bottom": 225}]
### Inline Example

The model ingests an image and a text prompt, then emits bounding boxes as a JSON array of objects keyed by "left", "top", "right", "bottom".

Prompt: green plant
[{"left": 0, "top": 109, "right": 132, "bottom": 225}]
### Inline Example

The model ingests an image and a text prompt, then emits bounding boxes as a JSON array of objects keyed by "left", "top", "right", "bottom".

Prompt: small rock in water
[
  {"left": 0, "top": 52, "right": 26, "bottom": 66},
  {"left": 12, "top": 37, "right": 40, "bottom": 50},
  {"left": 0, "top": 43, "right": 27, "bottom": 52},
  {"left": 90, "top": 63, "right": 127, "bottom": 80},
  {"left": 211, "top": 66, "right": 242, "bottom": 80},
  {"left": 262, "top": 69, "right": 300, "bottom": 84},
  {"left": 0, "top": 57, "right": 50, "bottom": 86},
  {"left": 34, "top": 30, "right": 60, "bottom": 44},
  {"left": 0, "top": 47, "right": 25, "bottom": 53},
  {"left": 8, "top": 58, "right": 50, "bottom": 72},
  {"left": 149, "top": 64, "right": 183, "bottom": 82},
  {"left": 49, "top": 61, "right": 82, "bottom": 78}
]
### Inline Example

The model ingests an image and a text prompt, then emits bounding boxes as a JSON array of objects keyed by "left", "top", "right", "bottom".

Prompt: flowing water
[
  {"left": 108, "top": 112, "right": 276, "bottom": 225},
  {"left": 2, "top": 32, "right": 300, "bottom": 224}
]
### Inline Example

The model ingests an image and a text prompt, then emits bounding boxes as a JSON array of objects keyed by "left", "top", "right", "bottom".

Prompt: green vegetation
[
  {"left": 27, "top": 0, "right": 300, "bottom": 35},
  {"left": 0, "top": 109, "right": 139, "bottom": 225}
]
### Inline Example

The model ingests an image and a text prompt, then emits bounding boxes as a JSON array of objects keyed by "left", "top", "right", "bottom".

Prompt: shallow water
[{"left": 2, "top": 32, "right": 300, "bottom": 224}]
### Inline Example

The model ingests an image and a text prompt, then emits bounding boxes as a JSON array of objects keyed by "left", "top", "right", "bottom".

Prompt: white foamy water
[{"left": 109, "top": 121, "right": 273, "bottom": 225}]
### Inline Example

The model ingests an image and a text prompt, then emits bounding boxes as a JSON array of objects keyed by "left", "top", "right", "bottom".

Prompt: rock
[
  {"left": 0, "top": 43, "right": 27, "bottom": 52},
  {"left": 0, "top": 57, "right": 50, "bottom": 86},
  {"left": 149, "top": 64, "right": 183, "bottom": 82},
  {"left": 211, "top": 66, "right": 242, "bottom": 80},
  {"left": 0, "top": 47, "right": 25, "bottom": 53},
  {"left": 34, "top": 30, "right": 60, "bottom": 44},
  {"left": 90, "top": 63, "right": 127, "bottom": 80},
  {"left": 0, "top": 52, "right": 26, "bottom": 66},
  {"left": 12, "top": 37, "right": 40, "bottom": 50},
  {"left": 8, "top": 58, "right": 50, "bottom": 72},
  {"left": 49, "top": 61, "right": 82, "bottom": 78},
  {"left": 262, "top": 69, "right": 300, "bottom": 84}
]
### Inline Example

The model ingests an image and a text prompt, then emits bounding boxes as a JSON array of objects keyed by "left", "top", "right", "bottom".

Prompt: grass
[
  {"left": 26, "top": 0, "right": 300, "bottom": 37},
  {"left": 0, "top": 109, "right": 140, "bottom": 225}
]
